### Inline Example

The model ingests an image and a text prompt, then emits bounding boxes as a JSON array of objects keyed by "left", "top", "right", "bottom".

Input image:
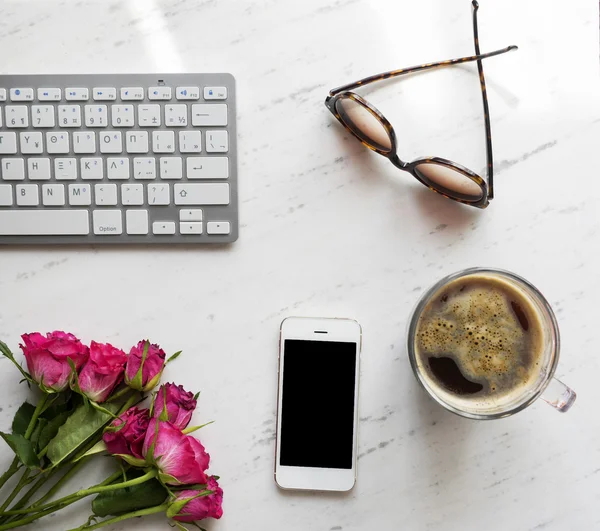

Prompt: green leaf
[
  {"left": 182, "top": 421, "right": 214, "bottom": 435},
  {"left": 47, "top": 402, "right": 120, "bottom": 467},
  {"left": 11, "top": 402, "right": 36, "bottom": 436},
  {"left": 173, "top": 522, "right": 190, "bottom": 531},
  {"left": 30, "top": 418, "right": 48, "bottom": 450},
  {"left": 74, "top": 440, "right": 107, "bottom": 462},
  {"left": 92, "top": 471, "right": 168, "bottom": 517},
  {"left": 193, "top": 391, "right": 200, "bottom": 401},
  {"left": 0, "top": 340, "right": 32, "bottom": 383},
  {"left": 0, "top": 431, "right": 40, "bottom": 468},
  {"left": 167, "top": 350, "right": 182, "bottom": 363},
  {"left": 37, "top": 411, "right": 71, "bottom": 452}
]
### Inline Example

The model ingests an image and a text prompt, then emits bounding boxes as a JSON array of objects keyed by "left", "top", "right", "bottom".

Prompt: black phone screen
[{"left": 279, "top": 339, "right": 357, "bottom": 469}]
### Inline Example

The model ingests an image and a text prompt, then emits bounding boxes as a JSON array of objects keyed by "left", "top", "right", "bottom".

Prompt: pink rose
[
  {"left": 152, "top": 383, "right": 197, "bottom": 430},
  {"left": 103, "top": 407, "right": 150, "bottom": 467},
  {"left": 78, "top": 341, "right": 127, "bottom": 403},
  {"left": 20, "top": 331, "right": 89, "bottom": 392},
  {"left": 142, "top": 419, "right": 209, "bottom": 485},
  {"left": 125, "top": 341, "right": 166, "bottom": 392},
  {"left": 169, "top": 477, "right": 223, "bottom": 522}
]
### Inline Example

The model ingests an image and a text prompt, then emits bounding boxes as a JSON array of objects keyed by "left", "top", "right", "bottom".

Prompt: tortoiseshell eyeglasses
[{"left": 325, "top": 0, "right": 517, "bottom": 209}]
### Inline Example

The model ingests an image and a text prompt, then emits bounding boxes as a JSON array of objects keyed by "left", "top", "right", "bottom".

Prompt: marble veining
[{"left": 0, "top": 0, "right": 599, "bottom": 530}]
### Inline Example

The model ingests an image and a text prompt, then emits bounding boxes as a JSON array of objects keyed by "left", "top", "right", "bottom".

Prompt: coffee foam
[{"left": 415, "top": 274, "right": 546, "bottom": 410}]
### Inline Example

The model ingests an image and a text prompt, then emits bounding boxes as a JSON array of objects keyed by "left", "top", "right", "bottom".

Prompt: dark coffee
[{"left": 414, "top": 274, "right": 545, "bottom": 404}]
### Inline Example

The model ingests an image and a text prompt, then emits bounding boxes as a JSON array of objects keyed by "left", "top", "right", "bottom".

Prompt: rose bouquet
[{"left": 0, "top": 331, "right": 223, "bottom": 531}]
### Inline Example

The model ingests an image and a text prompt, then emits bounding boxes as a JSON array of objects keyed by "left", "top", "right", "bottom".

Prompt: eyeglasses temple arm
[
  {"left": 471, "top": 0, "right": 494, "bottom": 199},
  {"left": 328, "top": 45, "right": 517, "bottom": 97}
]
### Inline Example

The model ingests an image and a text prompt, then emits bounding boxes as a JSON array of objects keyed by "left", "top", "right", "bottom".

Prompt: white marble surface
[{"left": 0, "top": 0, "right": 599, "bottom": 529}]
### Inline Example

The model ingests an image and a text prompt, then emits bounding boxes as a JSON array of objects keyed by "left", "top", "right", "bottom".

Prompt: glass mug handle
[{"left": 541, "top": 378, "right": 577, "bottom": 412}]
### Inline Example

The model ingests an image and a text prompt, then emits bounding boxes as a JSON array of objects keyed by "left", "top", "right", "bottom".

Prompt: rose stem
[
  {"left": 66, "top": 503, "right": 169, "bottom": 531},
  {"left": 0, "top": 468, "right": 133, "bottom": 529},
  {"left": 0, "top": 469, "right": 157, "bottom": 517},
  {"left": 0, "top": 460, "right": 20, "bottom": 492},
  {"left": 0, "top": 394, "right": 50, "bottom": 513}
]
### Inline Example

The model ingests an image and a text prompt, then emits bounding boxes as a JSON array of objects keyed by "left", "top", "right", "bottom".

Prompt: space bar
[{"left": 0, "top": 210, "right": 90, "bottom": 235}]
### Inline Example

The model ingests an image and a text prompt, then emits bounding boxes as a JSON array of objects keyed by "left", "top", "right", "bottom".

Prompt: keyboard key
[
  {"left": 20, "top": 132, "right": 43, "bottom": 154},
  {"left": 192, "top": 104, "right": 227, "bottom": 126},
  {"left": 148, "top": 183, "right": 170, "bottom": 205},
  {"left": 186, "top": 156, "right": 228, "bottom": 179},
  {"left": 73, "top": 132, "right": 97, "bottom": 154},
  {"left": 100, "top": 131, "right": 123, "bottom": 154},
  {"left": 176, "top": 87, "right": 200, "bottom": 100},
  {"left": 1, "top": 158, "right": 25, "bottom": 180},
  {"left": 93, "top": 88, "right": 117, "bottom": 101},
  {"left": 134, "top": 157, "right": 156, "bottom": 180},
  {"left": 112, "top": 105, "right": 134, "bottom": 127},
  {"left": 58, "top": 105, "right": 82, "bottom": 127},
  {"left": 122, "top": 184, "right": 144, "bottom": 206},
  {"left": 32, "top": 105, "right": 55, "bottom": 127},
  {"left": 152, "top": 131, "right": 175, "bottom": 153},
  {"left": 205, "top": 130, "right": 229, "bottom": 153},
  {"left": 126, "top": 210, "right": 149, "bottom": 234},
  {"left": 0, "top": 133, "right": 17, "bottom": 154},
  {"left": 0, "top": 89, "right": 6, "bottom": 101},
  {"left": 54, "top": 158, "right": 78, "bottom": 180},
  {"left": 174, "top": 183, "right": 229, "bottom": 205},
  {"left": 28, "top": 158, "right": 51, "bottom": 180},
  {"left": 46, "top": 132, "right": 70, "bottom": 154},
  {"left": 81, "top": 158, "right": 103, "bottom": 180},
  {"left": 121, "top": 87, "right": 144, "bottom": 100},
  {"left": 38, "top": 88, "right": 61, "bottom": 101},
  {"left": 68, "top": 184, "right": 92, "bottom": 206},
  {"left": 126, "top": 131, "right": 149, "bottom": 153},
  {"left": 0, "top": 210, "right": 89, "bottom": 235},
  {"left": 0, "top": 185, "right": 13, "bottom": 206},
  {"left": 153, "top": 221, "right": 176, "bottom": 234},
  {"left": 180, "top": 222, "right": 202, "bottom": 234},
  {"left": 138, "top": 105, "right": 161, "bottom": 127},
  {"left": 179, "top": 209, "right": 203, "bottom": 221},
  {"left": 207, "top": 221, "right": 231, "bottom": 235},
  {"left": 66, "top": 88, "right": 89, "bottom": 101},
  {"left": 95, "top": 184, "right": 118, "bottom": 206},
  {"left": 16, "top": 184, "right": 39, "bottom": 206},
  {"left": 85, "top": 105, "right": 108, "bottom": 127},
  {"left": 10, "top": 88, "right": 33, "bottom": 102},
  {"left": 159, "top": 157, "right": 183, "bottom": 180},
  {"left": 93, "top": 210, "right": 122, "bottom": 235},
  {"left": 179, "top": 131, "right": 201, "bottom": 153},
  {"left": 203, "top": 87, "right": 227, "bottom": 100},
  {"left": 5, "top": 106, "right": 29, "bottom": 128},
  {"left": 165, "top": 105, "right": 187, "bottom": 127},
  {"left": 107, "top": 158, "right": 130, "bottom": 180},
  {"left": 148, "top": 87, "right": 172, "bottom": 100},
  {"left": 42, "top": 184, "right": 65, "bottom": 206}
]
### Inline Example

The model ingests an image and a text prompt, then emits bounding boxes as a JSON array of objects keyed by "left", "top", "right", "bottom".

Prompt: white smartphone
[{"left": 275, "top": 317, "right": 362, "bottom": 492}]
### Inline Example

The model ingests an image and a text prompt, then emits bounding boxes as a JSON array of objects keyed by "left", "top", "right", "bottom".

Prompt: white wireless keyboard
[{"left": 0, "top": 74, "right": 238, "bottom": 244}]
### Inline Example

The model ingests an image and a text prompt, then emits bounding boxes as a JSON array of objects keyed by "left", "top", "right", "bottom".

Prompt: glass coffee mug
[{"left": 407, "top": 268, "right": 576, "bottom": 420}]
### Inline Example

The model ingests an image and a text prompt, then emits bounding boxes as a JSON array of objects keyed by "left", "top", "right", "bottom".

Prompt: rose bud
[
  {"left": 20, "top": 331, "right": 89, "bottom": 392},
  {"left": 167, "top": 477, "right": 223, "bottom": 522},
  {"left": 142, "top": 419, "right": 210, "bottom": 485},
  {"left": 78, "top": 341, "right": 127, "bottom": 403},
  {"left": 125, "top": 341, "right": 166, "bottom": 392},
  {"left": 152, "top": 383, "right": 197, "bottom": 430},
  {"left": 103, "top": 407, "right": 150, "bottom": 467}
]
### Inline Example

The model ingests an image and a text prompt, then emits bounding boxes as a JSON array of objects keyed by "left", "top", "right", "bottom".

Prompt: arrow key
[{"left": 153, "top": 221, "right": 176, "bottom": 235}]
